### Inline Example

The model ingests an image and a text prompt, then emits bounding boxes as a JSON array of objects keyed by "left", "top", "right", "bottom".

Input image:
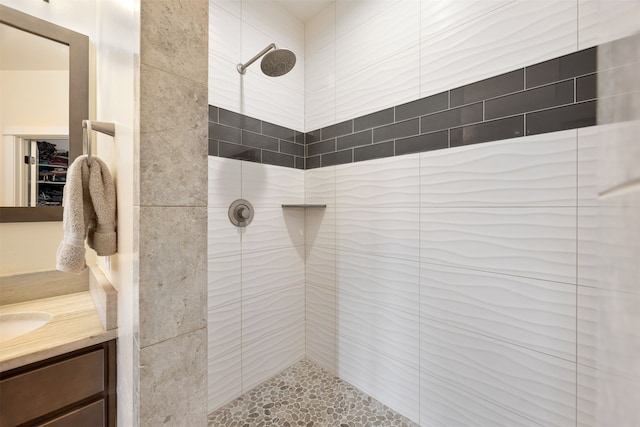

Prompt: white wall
[
  {"left": 305, "top": 0, "right": 610, "bottom": 131},
  {"left": 209, "top": 0, "right": 304, "bottom": 130},
  {"left": 207, "top": 156, "right": 305, "bottom": 412}
]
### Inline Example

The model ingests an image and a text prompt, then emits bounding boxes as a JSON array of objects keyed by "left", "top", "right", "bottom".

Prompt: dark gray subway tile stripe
[
  {"left": 421, "top": 103, "right": 483, "bottom": 134},
  {"left": 395, "top": 131, "right": 448, "bottom": 156},
  {"left": 208, "top": 140, "right": 219, "bottom": 156},
  {"left": 485, "top": 80, "right": 574, "bottom": 120},
  {"left": 373, "top": 119, "right": 419, "bottom": 143},
  {"left": 305, "top": 130, "right": 321, "bottom": 144},
  {"left": 219, "top": 108, "right": 262, "bottom": 133},
  {"left": 450, "top": 115, "right": 524, "bottom": 147},
  {"left": 208, "top": 105, "right": 219, "bottom": 123},
  {"left": 395, "top": 92, "right": 449, "bottom": 121},
  {"left": 450, "top": 69, "right": 524, "bottom": 108},
  {"left": 354, "top": 141, "right": 394, "bottom": 162},
  {"left": 354, "top": 108, "right": 395, "bottom": 132},
  {"left": 308, "top": 138, "right": 337, "bottom": 157},
  {"left": 576, "top": 74, "right": 597, "bottom": 101},
  {"left": 280, "top": 140, "right": 305, "bottom": 157},
  {"left": 219, "top": 142, "right": 261, "bottom": 163},
  {"left": 321, "top": 120, "right": 353, "bottom": 140},
  {"left": 337, "top": 129, "right": 373, "bottom": 150},
  {"left": 263, "top": 121, "right": 296, "bottom": 141},
  {"left": 209, "top": 46, "right": 601, "bottom": 169},
  {"left": 321, "top": 149, "right": 352, "bottom": 167},
  {"left": 242, "top": 130, "right": 279, "bottom": 151},
  {"left": 262, "top": 150, "right": 295, "bottom": 168},
  {"left": 526, "top": 47, "right": 596, "bottom": 88},
  {"left": 526, "top": 101, "right": 596, "bottom": 136},
  {"left": 210, "top": 122, "right": 241, "bottom": 144},
  {"left": 306, "top": 155, "right": 320, "bottom": 169}
]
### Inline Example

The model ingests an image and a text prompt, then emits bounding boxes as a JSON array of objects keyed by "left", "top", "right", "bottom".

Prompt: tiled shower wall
[
  {"left": 305, "top": 128, "right": 596, "bottom": 424},
  {"left": 207, "top": 157, "right": 305, "bottom": 412}
]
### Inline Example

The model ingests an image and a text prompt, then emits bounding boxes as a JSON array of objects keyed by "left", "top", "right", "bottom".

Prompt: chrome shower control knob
[{"left": 228, "top": 199, "right": 254, "bottom": 227}]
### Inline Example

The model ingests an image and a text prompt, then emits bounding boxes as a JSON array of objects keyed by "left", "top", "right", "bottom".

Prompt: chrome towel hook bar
[{"left": 82, "top": 120, "right": 116, "bottom": 165}]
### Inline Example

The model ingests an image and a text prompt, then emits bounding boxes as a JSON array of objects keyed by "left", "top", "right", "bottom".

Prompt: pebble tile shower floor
[{"left": 208, "top": 359, "right": 418, "bottom": 427}]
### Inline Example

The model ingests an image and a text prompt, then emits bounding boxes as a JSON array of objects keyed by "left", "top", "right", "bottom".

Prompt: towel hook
[{"left": 82, "top": 120, "right": 116, "bottom": 166}]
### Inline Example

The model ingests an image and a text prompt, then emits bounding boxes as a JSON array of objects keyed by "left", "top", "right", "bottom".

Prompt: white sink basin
[{"left": 0, "top": 312, "right": 52, "bottom": 344}]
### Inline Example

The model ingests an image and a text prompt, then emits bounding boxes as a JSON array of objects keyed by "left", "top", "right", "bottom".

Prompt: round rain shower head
[
  {"left": 261, "top": 48, "right": 296, "bottom": 77},
  {"left": 237, "top": 43, "right": 296, "bottom": 77}
]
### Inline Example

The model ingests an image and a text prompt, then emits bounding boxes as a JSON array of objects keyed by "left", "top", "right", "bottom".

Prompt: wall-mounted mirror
[{"left": 0, "top": 5, "right": 88, "bottom": 223}]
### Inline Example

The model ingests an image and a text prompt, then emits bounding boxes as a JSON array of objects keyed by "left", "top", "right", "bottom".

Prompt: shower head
[{"left": 237, "top": 43, "right": 296, "bottom": 77}]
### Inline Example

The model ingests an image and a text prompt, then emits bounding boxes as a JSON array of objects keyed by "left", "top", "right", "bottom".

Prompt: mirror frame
[{"left": 0, "top": 5, "right": 89, "bottom": 223}]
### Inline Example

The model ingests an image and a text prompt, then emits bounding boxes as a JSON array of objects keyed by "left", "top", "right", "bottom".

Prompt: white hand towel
[{"left": 56, "top": 155, "right": 116, "bottom": 273}]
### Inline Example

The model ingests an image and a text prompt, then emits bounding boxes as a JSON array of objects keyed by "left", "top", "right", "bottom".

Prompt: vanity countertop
[{"left": 0, "top": 291, "right": 117, "bottom": 373}]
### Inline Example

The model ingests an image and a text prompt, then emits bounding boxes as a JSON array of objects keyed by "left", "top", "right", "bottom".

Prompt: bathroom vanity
[
  {"left": 0, "top": 340, "right": 116, "bottom": 426},
  {"left": 0, "top": 273, "right": 118, "bottom": 427}
]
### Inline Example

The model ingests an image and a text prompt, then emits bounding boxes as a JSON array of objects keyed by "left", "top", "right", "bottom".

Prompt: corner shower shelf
[{"left": 281, "top": 204, "right": 327, "bottom": 208}]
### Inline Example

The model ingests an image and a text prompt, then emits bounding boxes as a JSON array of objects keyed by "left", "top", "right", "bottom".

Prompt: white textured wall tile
[
  {"left": 336, "top": 0, "right": 419, "bottom": 79},
  {"left": 305, "top": 165, "right": 335, "bottom": 203},
  {"left": 208, "top": 349, "right": 242, "bottom": 413},
  {"left": 306, "top": 322, "right": 337, "bottom": 374},
  {"left": 213, "top": 0, "right": 241, "bottom": 18},
  {"left": 420, "top": 131, "right": 578, "bottom": 207},
  {"left": 208, "top": 207, "right": 242, "bottom": 258},
  {"left": 420, "top": 320, "right": 576, "bottom": 426},
  {"left": 578, "top": 127, "right": 598, "bottom": 206},
  {"left": 421, "top": 263, "right": 576, "bottom": 361},
  {"left": 419, "top": 1, "right": 577, "bottom": 97},
  {"left": 305, "top": 3, "right": 335, "bottom": 55},
  {"left": 578, "top": 285, "right": 597, "bottom": 368},
  {"left": 420, "top": 372, "right": 541, "bottom": 427},
  {"left": 242, "top": 247, "right": 305, "bottom": 299},
  {"left": 208, "top": 302, "right": 241, "bottom": 360},
  {"left": 420, "top": 207, "right": 577, "bottom": 283},
  {"left": 208, "top": 255, "right": 241, "bottom": 310},
  {"left": 209, "top": 54, "right": 243, "bottom": 110},
  {"left": 307, "top": 283, "right": 336, "bottom": 330},
  {"left": 242, "top": 71, "right": 305, "bottom": 130},
  {"left": 242, "top": 161, "right": 304, "bottom": 207},
  {"left": 337, "top": 207, "right": 419, "bottom": 261},
  {"left": 420, "top": 0, "right": 516, "bottom": 41},
  {"left": 305, "top": 43, "right": 336, "bottom": 95},
  {"left": 579, "top": 0, "right": 640, "bottom": 49},
  {"left": 242, "top": 284, "right": 305, "bottom": 344},
  {"left": 335, "top": 154, "right": 419, "bottom": 207},
  {"left": 306, "top": 246, "right": 336, "bottom": 287},
  {"left": 305, "top": 208, "right": 336, "bottom": 248},
  {"left": 337, "top": 339, "right": 420, "bottom": 423},
  {"left": 336, "top": 45, "right": 420, "bottom": 124},
  {"left": 242, "top": 0, "right": 304, "bottom": 55},
  {"left": 335, "top": 0, "right": 402, "bottom": 38},
  {"left": 578, "top": 207, "right": 598, "bottom": 288},
  {"left": 305, "top": 86, "right": 336, "bottom": 131},
  {"left": 208, "top": 156, "right": 242, "bottom": 208},
  {"left": 242, "top": 321, "right": 305, "bottom": 391},
  {"left": 337, "top": 251, "right": 419, "bottom": 315},
  {"left": 338, "top": 294, "right": 419, "bottom": 369},
  {"left": 241, "top": 208, "right": 305, "bottom": 253},
  {"left": 577, "top": 364, "right": 597, "bottom": 427},
  {"left": 210, "top": 3, "right": 241, "bottom": 62},
  {"left": 597, "top": 121, "right": 640, "bottom": 195}
]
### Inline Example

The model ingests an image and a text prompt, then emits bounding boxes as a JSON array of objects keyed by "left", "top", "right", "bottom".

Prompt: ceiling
[{"left": 274, "top": 0, "right": 334, "bottom": 22}]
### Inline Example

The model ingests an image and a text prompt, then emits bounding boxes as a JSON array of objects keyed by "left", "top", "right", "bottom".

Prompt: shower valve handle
[{"left": 228, "top": 199, "right": 254, "bottom": 227}]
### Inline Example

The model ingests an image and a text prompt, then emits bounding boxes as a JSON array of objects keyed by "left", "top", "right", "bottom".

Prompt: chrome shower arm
[{"left": 237, "top": 43, "right": 276, "bottom": 75}]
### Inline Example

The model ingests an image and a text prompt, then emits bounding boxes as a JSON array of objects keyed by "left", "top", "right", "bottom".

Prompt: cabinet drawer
[
  {"left": 38, "top": 400, "right": 105, "bottom": 427},
  {"left": 0, "top": 349, "right": 104, "bottom": 426}
]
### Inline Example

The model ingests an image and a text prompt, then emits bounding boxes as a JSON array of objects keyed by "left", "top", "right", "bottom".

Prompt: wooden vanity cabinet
[{"left": 0, "top": 340, "right": 116, "bottom": 427}]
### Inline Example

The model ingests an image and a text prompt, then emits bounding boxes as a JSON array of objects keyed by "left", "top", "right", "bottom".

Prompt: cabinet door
[
  {"left": 0, "top": 349, "right": 104, "bottom": 426},
  {"left": 38, "top": 400, "right": 105, "bottom": 427}
]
